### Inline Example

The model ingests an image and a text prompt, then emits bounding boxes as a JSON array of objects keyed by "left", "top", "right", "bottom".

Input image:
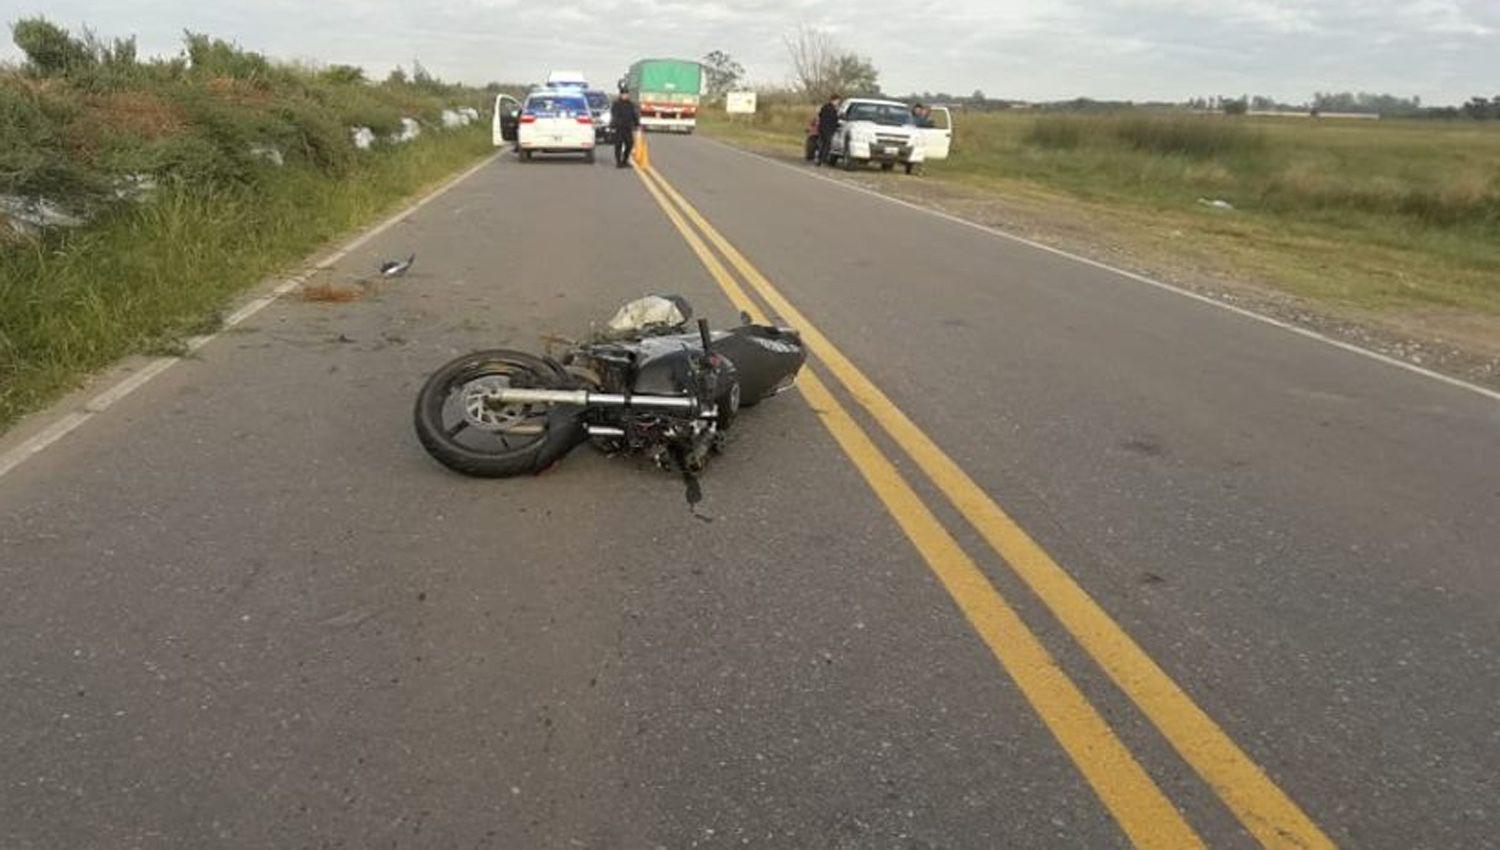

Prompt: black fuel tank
[{"left": 628, "top": 335, "right": 710, "bottom": 396}]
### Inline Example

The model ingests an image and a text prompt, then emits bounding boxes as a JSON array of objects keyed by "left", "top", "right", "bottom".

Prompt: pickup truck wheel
[
  {"left": 841, "top": 140, "right": 857, "bottom": 171},
  {"left": 519, "top": 149, "right": 532, "bottom": 162},
  {"left": 881, "top": 162, "right": 894, "bottom": 171},
  {"left": 904, "top": 162, "right": 915, "bottom": 175}
]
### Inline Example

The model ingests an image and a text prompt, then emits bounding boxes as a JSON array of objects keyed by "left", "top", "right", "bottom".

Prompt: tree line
[
  {"left": 1190, "top": 91, "right": 1499, "bottom": 119},
  {"left": 697, "top": 34, "right": 1496, "bottom": 120}
]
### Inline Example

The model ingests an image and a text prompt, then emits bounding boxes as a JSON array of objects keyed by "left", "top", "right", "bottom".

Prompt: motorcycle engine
[{"left": 565, "top": 339, "right": 735, "bottom": 474}]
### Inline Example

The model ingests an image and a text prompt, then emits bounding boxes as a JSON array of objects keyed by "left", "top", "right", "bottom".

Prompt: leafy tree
[
  {"left": 386, "top": 66, "right": 408, "bottom": 86},
  {"left": 701, "top": 50, "right": 744, "bottom": 100},
  {"left": 829, "top": 52, "right": 878, "bottom": 95},
  {"left": 1461, "top": 96, "right": 1498, "bottom": 120},
  {"left": 12, "top": 17, "right": 97, "bottom": 76},
  {"left": 412, "top": 59, "right": 436, "bottom": 88},
  {"left": 1222, "top": 96, "right": 1248, "bottom": 115},
  {"left": 184, "top": 31, "right": 271, "bottom": 79},
  {"left": 1312, "top": 91, "right": 1421, "bottom": 116}
]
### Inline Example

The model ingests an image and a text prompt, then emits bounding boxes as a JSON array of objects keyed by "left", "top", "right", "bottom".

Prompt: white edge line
[
  {"left": 0, "top": 153, "right": 500, "bottom": 481},
  {"left": 699, "top": 136, "right": 1500, "bottom": 404},
  {"left": 0, "top": 413, "right": 91, "bottom": 478}
]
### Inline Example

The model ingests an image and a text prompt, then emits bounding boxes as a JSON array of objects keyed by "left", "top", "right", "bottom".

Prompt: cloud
[{"left": 1, "top": 0, "right": 1495, "bottom": 104}]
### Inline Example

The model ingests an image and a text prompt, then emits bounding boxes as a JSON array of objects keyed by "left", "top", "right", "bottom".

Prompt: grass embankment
[
  {"left": 0, "top": 21, "right": 495, "bottom": 431},
  {"left": 702, "top": 106, "right": 1500, "bottom": 329}
]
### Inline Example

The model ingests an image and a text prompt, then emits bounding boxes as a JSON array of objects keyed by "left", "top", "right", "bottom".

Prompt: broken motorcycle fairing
[{"left": 413, "top": 296, "right": 806, "bottom": 478}]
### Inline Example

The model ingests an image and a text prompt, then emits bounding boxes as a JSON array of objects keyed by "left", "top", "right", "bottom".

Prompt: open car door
[
  {"left": 921, "top": 106, "right": 952, "bottom": 161},
  {"left": 492, "top": 94, "right": 521, "bottom": 145}
]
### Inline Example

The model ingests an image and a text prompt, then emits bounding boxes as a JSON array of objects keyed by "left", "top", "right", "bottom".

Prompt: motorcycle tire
[{"left": 413, "top": 349, "right": 584, "bottom": 478}]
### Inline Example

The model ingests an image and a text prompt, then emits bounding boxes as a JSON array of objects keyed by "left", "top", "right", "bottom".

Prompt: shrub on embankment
[
  {"left": 0, "top": 19, "right": 495, "bottom": 430},
  {"left": 1, "top": 19, "right": 487, "bottom": 227}
]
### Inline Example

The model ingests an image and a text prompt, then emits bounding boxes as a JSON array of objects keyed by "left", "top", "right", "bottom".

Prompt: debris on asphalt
[
  {"left": 301, "top": 281, "right": 365, "bottom": 303},
  {"left": 379, "top": 253, "right": 415, "bottom": 277}
]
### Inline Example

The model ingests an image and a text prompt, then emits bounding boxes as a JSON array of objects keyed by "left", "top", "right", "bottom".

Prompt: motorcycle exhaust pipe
[{"left": 489, "top": 388, "right": 698, "bottom": 410}]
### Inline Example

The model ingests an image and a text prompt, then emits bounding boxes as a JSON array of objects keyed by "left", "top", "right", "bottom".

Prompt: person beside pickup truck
[{"left": 815, "top": 94, "right": 840, "bottom": 166}]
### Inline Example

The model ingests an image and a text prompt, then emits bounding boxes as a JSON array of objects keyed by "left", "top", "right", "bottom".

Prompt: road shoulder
[{"left": 699, "top": 133, "right": 1500, "bottom": 394}]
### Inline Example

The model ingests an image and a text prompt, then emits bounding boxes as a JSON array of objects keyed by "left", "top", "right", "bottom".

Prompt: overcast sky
[{"left": 3, "top": 0, "right": 1496, "bottom": 105}]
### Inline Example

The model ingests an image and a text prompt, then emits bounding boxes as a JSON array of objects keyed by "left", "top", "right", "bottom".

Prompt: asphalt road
[{"left": 2, "top": 135, "right": 1496, "bottom": 849}]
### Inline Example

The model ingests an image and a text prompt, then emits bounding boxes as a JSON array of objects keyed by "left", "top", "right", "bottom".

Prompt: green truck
[{"left": 625, "top": 59, "right": 704, "bottom": 133}]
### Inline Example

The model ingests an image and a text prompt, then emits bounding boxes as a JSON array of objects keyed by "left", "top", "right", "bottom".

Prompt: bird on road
[{"left": 379, "top": 254, "right": 415, "bottom": 278}]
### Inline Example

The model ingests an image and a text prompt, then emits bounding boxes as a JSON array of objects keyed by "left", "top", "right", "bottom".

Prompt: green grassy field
[
  {"left": 701, "top": 106, "right": 1500, "bottom": 324},
  {"left": 0, "top": 20, "right": 496, "bottom": 432}
]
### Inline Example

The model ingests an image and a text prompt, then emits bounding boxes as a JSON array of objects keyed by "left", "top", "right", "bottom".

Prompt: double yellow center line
[{"left": 633, "top": 159, "right": 1333, "bottom": 849}]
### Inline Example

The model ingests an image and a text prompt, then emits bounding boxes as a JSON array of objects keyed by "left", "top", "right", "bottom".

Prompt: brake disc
[{"left": 460, "top": 376, "right": 530, "bottom": 432}]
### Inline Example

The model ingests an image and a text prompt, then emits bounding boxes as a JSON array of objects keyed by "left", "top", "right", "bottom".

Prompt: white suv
[{"left": 515, "top": 90, "right": 596, "bottom": 163}]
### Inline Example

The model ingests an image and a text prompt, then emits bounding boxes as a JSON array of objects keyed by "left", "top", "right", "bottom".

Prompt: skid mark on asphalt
[{"left": 638, "top": 161, "right": 1336, "bottom": 850}]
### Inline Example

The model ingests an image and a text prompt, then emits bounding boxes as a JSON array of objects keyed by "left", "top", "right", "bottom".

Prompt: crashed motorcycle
[{"left": 413, "top": 296, "right": 806, "bottom": 478}]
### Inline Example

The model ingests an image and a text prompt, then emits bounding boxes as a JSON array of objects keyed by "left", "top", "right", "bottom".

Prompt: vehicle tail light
[
  {"left": 576, "top": 115, "right": 593, "bottom": 124},
  {"left": 519, "top": 115, "right": 536, "bottom": 123}
]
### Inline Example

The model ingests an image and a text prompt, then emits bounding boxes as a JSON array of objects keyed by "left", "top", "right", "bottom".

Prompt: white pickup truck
[{"left": 823, "top": 98, "right": 952, "bottom": 174}]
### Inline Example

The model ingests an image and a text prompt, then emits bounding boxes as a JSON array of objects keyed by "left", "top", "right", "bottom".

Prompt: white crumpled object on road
[{"left": 606, "top": 295, "right": 691, "bottom": 334}]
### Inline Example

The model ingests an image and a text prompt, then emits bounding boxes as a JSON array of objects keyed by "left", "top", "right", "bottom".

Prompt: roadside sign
[{"left": 725, "top": 91, "right": 757, "bottom": 114}]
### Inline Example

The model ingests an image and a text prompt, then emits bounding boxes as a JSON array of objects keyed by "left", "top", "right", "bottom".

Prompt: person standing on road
[
  {"left": 610, "top": 90, "right": 641, "bottom": 168},
  {"left": 815, "top": 93, "right": 840, "bottom": 166}
]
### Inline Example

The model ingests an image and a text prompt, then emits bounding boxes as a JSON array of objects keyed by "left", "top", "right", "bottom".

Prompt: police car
[{"left": 514, "top": 88, "right": 596, "bottom": 163}]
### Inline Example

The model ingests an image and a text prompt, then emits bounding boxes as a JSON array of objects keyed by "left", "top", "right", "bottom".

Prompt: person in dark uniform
[
  {"left": 815, "top": 93, "right": 840, "bottom": 166},
  {"left": 610, "top": 90, "right": 641, "bottom": 168}
]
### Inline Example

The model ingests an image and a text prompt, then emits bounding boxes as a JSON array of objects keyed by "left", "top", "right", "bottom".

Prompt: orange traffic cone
[{"left": 632, "top": 129, "right": 650, "bottom": 169}]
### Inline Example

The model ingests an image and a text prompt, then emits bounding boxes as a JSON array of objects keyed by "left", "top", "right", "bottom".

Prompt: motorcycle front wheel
[{"left": 413, "top": 350, "right": 581, "bottom": 478}]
